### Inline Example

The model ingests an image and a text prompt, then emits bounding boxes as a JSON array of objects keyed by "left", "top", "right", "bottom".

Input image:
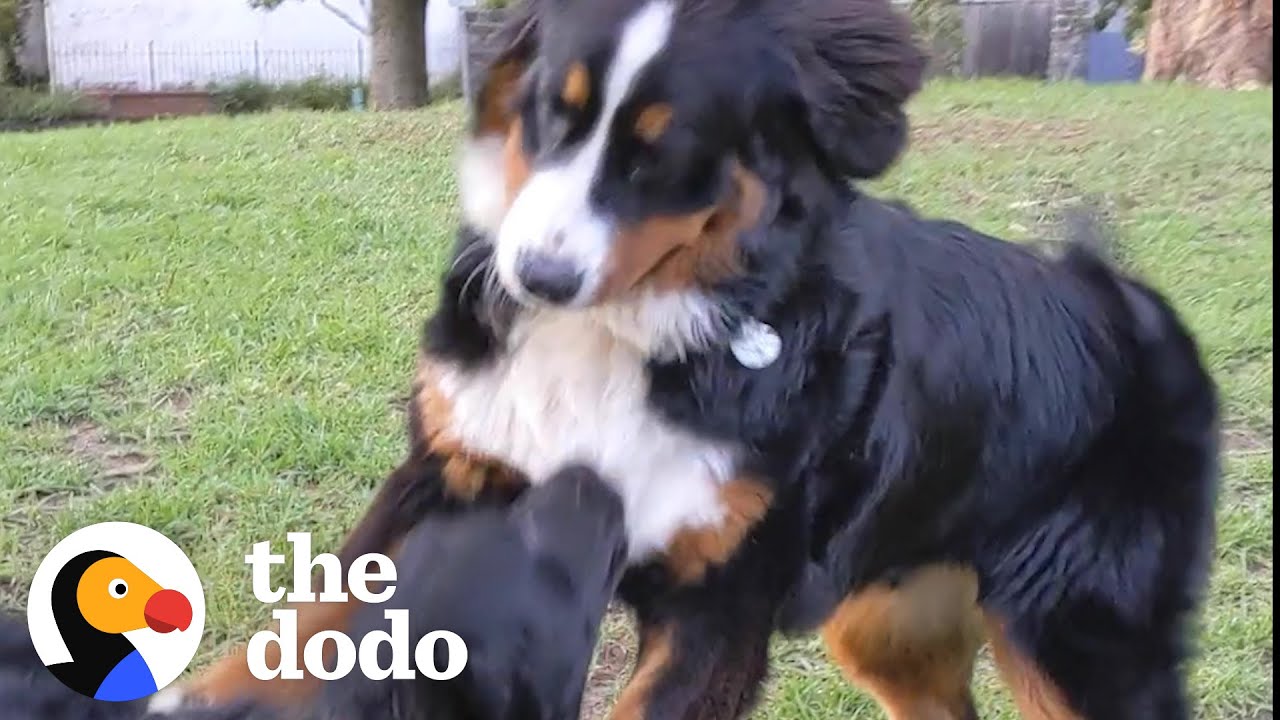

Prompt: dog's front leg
[
  {"left": 608, "top": 479, "right": 807, "bottom": 720},
  {"left": 610, "top": 600, "right": 774, "bottom": 720}
]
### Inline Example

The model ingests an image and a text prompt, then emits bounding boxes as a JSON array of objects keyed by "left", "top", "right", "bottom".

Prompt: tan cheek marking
[
  {"left": 664, "top": 477, "right": 773, "bottom": 584},
  {"left": 609, "top": 624, "right": 676, "bottom": 720},
  {"left": 597, "top": 164, "right": 768, "bottom": 301},
  {"left": 502, "top": 118, "right": 532, "bottom": 208},
  {"left": 599, "top": 208, "right": 718, "bottom": 299},
  {"left": 413, "top": 358, "right": 524, "bottom": 501},
  {"left": 561, "top": 61, "right": 591, "bottom": 109},
  {"left": 634, "top": 103, "right": 673, "bottom": 143}
]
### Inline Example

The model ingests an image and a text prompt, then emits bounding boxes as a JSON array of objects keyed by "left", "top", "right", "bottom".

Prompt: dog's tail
[
  {"left": 1059, "top": 203, "right": 1222, "bottom": 623},
  {"left": 1055, "top": 204, "right": 1215, "bottom": 409},
  {"left": 1054, "top": 204, "right": 1194, "bottom": 352}
]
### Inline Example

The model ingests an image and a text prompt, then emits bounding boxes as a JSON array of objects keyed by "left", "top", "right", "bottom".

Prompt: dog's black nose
[{"left": 517, "top": 251, "right": 583, "bottom": 304}]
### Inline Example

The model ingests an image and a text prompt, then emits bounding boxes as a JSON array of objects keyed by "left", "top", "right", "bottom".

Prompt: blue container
[{"left": 1085, "top": 31, "right": 1145, "bottom": 84}]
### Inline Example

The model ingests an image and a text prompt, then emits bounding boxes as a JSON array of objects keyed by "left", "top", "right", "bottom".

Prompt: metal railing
[{"left": 50, "top": 41, "right": 367, "bottom": 91}]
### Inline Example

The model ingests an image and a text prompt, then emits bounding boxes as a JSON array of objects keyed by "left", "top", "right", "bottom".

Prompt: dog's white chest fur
[{"left": 437, "top": 310, "right": 737, "bottom": 560}]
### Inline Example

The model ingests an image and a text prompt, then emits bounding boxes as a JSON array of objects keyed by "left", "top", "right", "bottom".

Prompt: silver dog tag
[{"left": 730, "top": 318, "right": 781, "bottom": 369}]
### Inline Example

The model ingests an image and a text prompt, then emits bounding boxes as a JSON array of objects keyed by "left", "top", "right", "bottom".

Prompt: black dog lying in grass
[{"left": 1, "top": 465, "right": 627, "bottom": 720}]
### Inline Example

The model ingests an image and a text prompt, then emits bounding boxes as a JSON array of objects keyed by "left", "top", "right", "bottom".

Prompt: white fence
[
  {"left": 44, "top": 0, "right": 463, "bottom": 91},
  {"left": 50, "top": 42, "right": 368, "bottom": 90}
]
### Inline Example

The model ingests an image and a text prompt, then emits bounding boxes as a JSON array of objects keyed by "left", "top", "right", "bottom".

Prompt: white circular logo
[{"left": 26, "top": 522, "right": 206, "bottom": 702}]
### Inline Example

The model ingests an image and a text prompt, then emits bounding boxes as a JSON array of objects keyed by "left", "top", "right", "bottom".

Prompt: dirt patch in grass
[
  {"left": 1224, "top": 425, "right": 1272, "bottom": 454},
  {"left": 1246, "top": 556, "right": 1271, "bottom": 577},
  {"left": 581, "top": 604, "right": 637, "bottom": 720},
  {"left": 0, "top": 575, "right": 26, "bottom": 613},
  {"left": 161, "top": 387, "right": 195, "bottom": 418},
  {"left": 911, "top": 117, "right": 1096, "bottom": 151},
  {"left": 65, "top": 421, "right": 156, "bottom": 480},
  {"left": 157, "top": 386, "right": 196, "bottom": 441},
  {"left": 13, "top": 385, "right": 198, "bottom": 511},
  {"left": 63, "top": 385, "right": 196, "bottom": 480}
]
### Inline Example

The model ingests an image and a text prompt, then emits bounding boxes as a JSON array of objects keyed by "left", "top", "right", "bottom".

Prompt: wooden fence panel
[{"left": 958, "top": 0, "right": 1054, "bottom": 78}]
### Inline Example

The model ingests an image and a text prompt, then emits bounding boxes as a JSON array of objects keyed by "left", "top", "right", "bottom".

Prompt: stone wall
[
  {"left": 1047, "top": 0, "right": 1091, "bottom": 80},
  {"left": 461, "top": 7, "right": 510, "bottom": 103}
]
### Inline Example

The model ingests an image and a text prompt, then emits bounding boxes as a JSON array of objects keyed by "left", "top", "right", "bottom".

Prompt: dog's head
[
  {"left": 319, "top": 466, "right": 626, "bottom": 720},
  {"left": 459, "top": 0, "right": 925, "bottom": 312}
]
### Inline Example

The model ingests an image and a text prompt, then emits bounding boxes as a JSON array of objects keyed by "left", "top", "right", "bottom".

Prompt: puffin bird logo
[
  {"left": 27, "top": 522, "right": 206, "bottom": 703},
  {"left": 47, "top": 550, "right": 193, "bottom": 701}
]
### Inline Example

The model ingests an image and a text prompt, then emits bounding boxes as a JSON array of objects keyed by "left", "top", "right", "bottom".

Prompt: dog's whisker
[
  {"left": 458, "top": 259, "right": 489, "bottom": 305},
  {"left": 449, "top": 241, "right": 487, "bottom": 274}
]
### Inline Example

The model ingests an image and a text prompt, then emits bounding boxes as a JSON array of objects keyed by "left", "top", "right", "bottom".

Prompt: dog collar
[{"left": 730, "top": 317, "right": 781, "bottom": 369}]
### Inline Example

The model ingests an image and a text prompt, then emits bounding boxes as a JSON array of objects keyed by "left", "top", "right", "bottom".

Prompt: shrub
[
  {"left": 1094, "top": 0, "right": 1152, "bottom": 41},
  {"left": 274, "top": 77, "right": 363, "bottom": 111},
  {"left": 429, "top": 74, "right": 463, "bottom": 104},
  {"left": 909, "top": 0, "right": 965, "bottom": 78},
  {"left": 209, "top": 76, "right": 363, "bottom": 114},
  {"left": 0, "top": 0, "right": 18, "bottom": 85},
  {"left": 210, "top": 77, "right": 275, "bottom": 115},
  {"left": 0, "top": 85, "right": 100, "bottom": 124}
]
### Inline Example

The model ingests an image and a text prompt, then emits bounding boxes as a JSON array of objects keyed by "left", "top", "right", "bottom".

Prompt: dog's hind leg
[
  {"left": 977, "top": 472, "right": 1211, "bottom": 719},
  {"left": 983, "top": 610, "right": 1190, "bottom": 720},
  {"left": 820, "top": 564, "right": 984, "bottom": 720}
]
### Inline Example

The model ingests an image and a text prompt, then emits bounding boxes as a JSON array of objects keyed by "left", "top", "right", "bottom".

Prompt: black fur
[{"left": 2, "top": 467, "right": 626, "bottom": 720}]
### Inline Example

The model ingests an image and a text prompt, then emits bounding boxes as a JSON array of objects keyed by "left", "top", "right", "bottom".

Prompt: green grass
[{"left": 0, "top": 80, "right": 1272, "bottom": 718}]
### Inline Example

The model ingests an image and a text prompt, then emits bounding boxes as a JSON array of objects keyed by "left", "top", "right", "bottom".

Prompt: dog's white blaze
[
  {"left": 495, "top": 0, "right": 676, "bottom": 304},
  {"left": 438, "top": 306, "right": 736, "bottom": 561}
]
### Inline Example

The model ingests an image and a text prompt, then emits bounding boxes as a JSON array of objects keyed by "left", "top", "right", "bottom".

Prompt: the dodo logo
[{"left": 27, "top": 522, "right": 205, "bottom": 702}]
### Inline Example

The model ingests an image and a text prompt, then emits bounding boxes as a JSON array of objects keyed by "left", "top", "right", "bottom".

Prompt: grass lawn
[{"left": 0, "top": 79, "right": 1272, "bottom": 718}]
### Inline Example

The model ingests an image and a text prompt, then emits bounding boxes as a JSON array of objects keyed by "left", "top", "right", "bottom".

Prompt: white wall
[{"left": 46, "top": 0, "right": 461, "bottom": 90}]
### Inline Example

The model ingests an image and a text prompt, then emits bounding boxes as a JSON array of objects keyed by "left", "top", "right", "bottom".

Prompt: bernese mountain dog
[
  {"left": 178, "top": 0, "right": 1220, "bottom": 718},
  {"left": 2, "top": 465, "right": 627, "bottom": 720}
]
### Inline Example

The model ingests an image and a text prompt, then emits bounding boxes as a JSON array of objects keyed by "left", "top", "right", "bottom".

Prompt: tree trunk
[
  {"left": 370, "top": 0, "right": 429, "bottom": 109},
  {"left": 1144, "top": 0, "right": 1272, "bottom": 88},
  {"left": 16, "top": 0, "right": 51, "bottom": 85}
]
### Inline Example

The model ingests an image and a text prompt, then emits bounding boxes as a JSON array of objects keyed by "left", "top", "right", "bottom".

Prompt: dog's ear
[
  {"left": 460, "top": 2, "right": 541, "bottom": 234},
  {"left": 780, "top": 0, "right": 926, "bottom": 180},
  {"left": 469, "top": 2, "right": 541, "bottom": 138}
]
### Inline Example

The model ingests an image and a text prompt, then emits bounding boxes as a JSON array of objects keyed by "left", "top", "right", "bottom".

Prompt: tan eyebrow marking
[
  {"left": 561, "top": 62, "right": 590, "bottom": 108},
  {"left": 634, "top": 103, "right": 674, "bottom": 142}
]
